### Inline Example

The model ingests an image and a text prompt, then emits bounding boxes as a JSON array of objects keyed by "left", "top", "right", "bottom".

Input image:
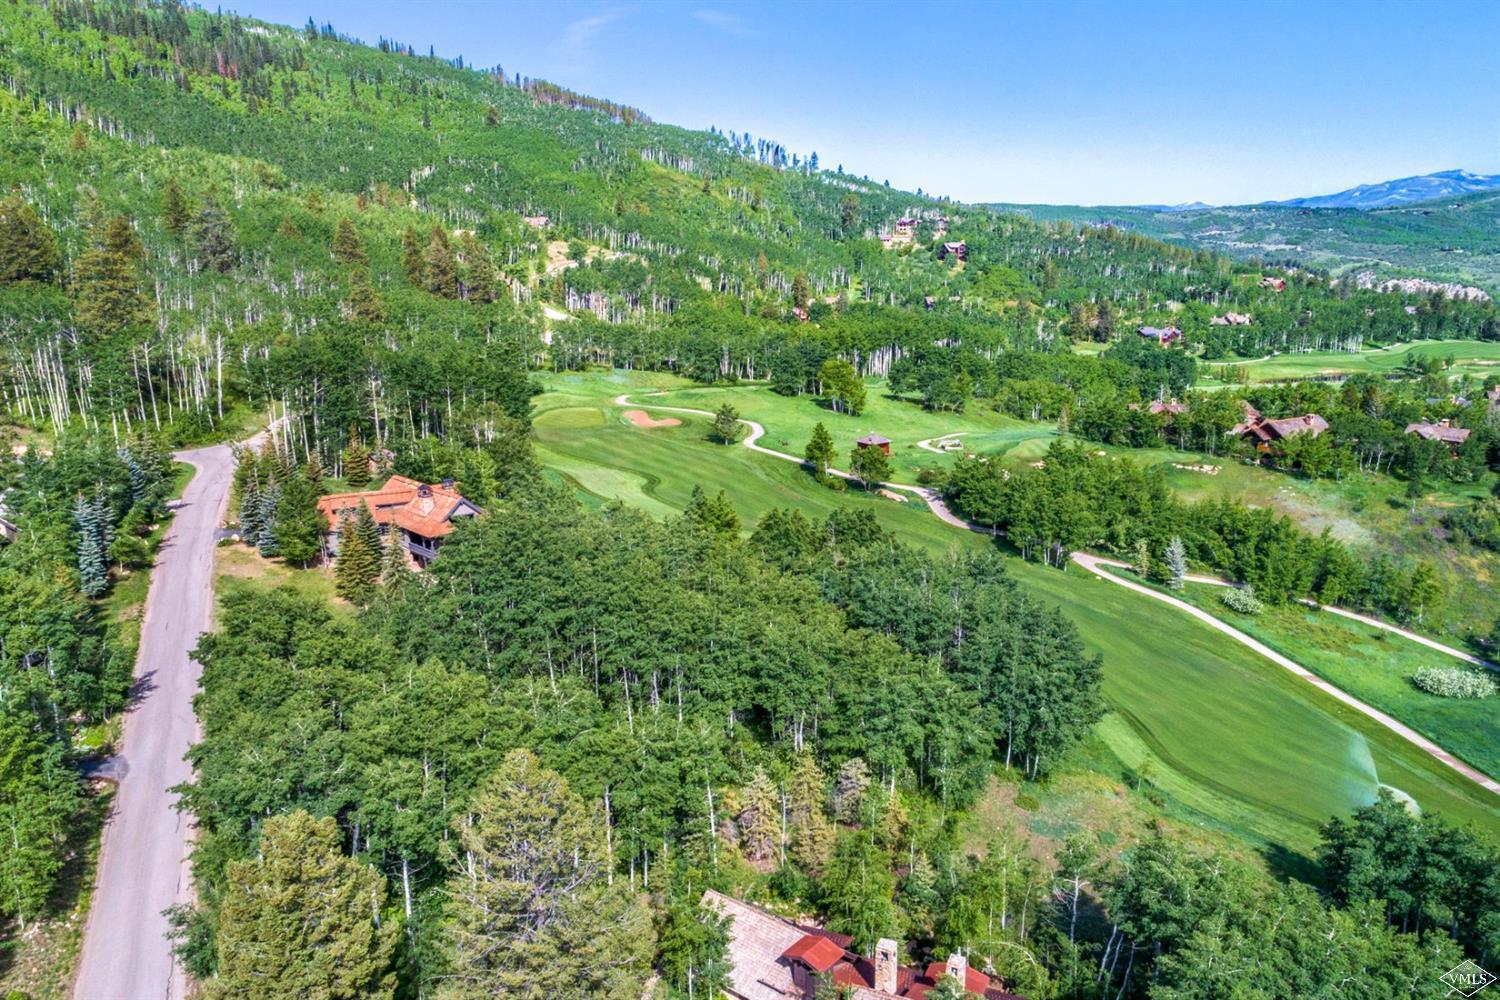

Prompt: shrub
[
  {"left": 1014, "top": 792, "right": 1040, "bottom": 812},
  {"left": 1220, "top": 587, "right": 1265, "bottom": 615},
  {"left": 1412, "top": 666, "right": 1498, "bottom": 699}
]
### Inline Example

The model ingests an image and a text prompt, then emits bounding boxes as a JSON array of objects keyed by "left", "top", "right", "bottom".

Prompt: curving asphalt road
[
  {"left": 74, "top": 441, "right": 238, "bottom": 1000},
  {"left": 616, "top": 391, "right": 1500, "bottom": 798}
]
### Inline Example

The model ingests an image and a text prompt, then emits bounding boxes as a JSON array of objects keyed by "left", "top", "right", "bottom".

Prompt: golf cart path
[{"left": 615, "top": 391, "right": 1500, "bottom": 798}]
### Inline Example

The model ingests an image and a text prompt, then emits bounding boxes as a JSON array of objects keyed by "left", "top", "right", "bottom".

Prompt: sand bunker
[{"left": 623, "top": 409, "right": 681, "bottom": 429}]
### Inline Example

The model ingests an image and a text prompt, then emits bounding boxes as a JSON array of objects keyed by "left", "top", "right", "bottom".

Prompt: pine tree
[
  {"left": 484, "top": 105, "right": 499, "bottom": 127},
  {"left": 345, "top": 267, "right": 385, "bottom": 324},
  {"left": 75, "top": 214, "right": 153, "bottom": 335},
  {"left": 238, "top": 479, "right": 263, "bottom": 547},
  {"left": 461, "top": 232, "right": 495, "bottom": 303},
  {"left": 334, "top": 523, "right": 379, "bottom": 607},
  {"left": 256, "top": 482, "right": 282, "bottom": 557},
  {"left": 193, "top": 197, "right": 239, "bottom": 272},
  {"left": 737, "top": 768, "right": 781, "bottom": 863},
  {"left": 274, "top": 475, "right": 325, "bottom": 566},
  {"left": 0, "top": 195, "right": 62, "bottom": 285},
  {"left": 438, "top": 749, "right": 653, "bottom": 998},
  {"left": 0, "top": 715, "right": 79, "bottom": 929},
  {"left": 684, "top": 486, "right": 740, "bottom": 539},
  {"left": 792, "top": 272, "right": 811, "bottom": 311},
  {"left": 305, "top": 189, "right": 325, "bottom": 213},
  {"left": 207, "top": 811, "right": 397, "bottom": 1000},
  {"left": 424, "top": 225, "right": 456, "bottom": 298},
  {"left": 353, "top": 501, "right": 381, "bottom": 555},
  {"left": 400, "top": 226, "right": 424, "bottom": 285},
  {"left": 805, "top": 422, "right": 835, "bottom": 480},
  {"left": 276, "top": 214, "right": 301, "bottom": 239},
  {"left": 788, "top": 754, "right": 834, "bottom": 875},
  {"left": 1164, "top": 536, "right": 1187, "bottom": 590},
  {"left": 379, "top": 531, "right": 415, "bottom": 594},
  {"left": 160, "top": 179, "right": 191, "bottom": 236},
  {"left": 332, "top": 216, "right": 365, "bottom": 264},
  {"left": 832, "top": 758, "right": 869, "bottom": 824},
  {"left": 74, "top": 493, "right": 110, "bottom": 597},
  {"left": 343, "top": 432, "right": 371, "bottom": 488}
]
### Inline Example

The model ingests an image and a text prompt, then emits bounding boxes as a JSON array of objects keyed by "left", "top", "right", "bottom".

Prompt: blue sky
[{"left": 225, "top": 0, "right": 1500, "bottom": 206}]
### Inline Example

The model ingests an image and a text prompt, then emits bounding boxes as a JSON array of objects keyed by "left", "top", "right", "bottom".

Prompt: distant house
[
  {"left": 1209, "top": 312, "right": 1253, "bottom": 326},
  {"left": 1259, "top": 276, "right": 1287, "bottom": 291},
  {"left": 1406, "top": 419, "right": 1471, "bottom": 447},
  {"left": 317, "top": 475, "right": 482, "bottom": 566},
  {"left": 704, "top": 889, "right": 1023, "bottom": 1000},
  {"left": 856, "top": 433, "right": 892, "bottom": 455},
  {"left": 1230, "top": 402, "right": 1328, "bottom": 448},
  {"left": 521, "top": 214, "right": 550, "bottom": 229},
  {"left": 1137, "top": 325, "right": 1182, "bottom": 344},
  {"left": 1128, "top": 398, "right": 1187, "bottom": 416},
  {"left": 938, "top": 240, "right": 967, "bottom": 261}
]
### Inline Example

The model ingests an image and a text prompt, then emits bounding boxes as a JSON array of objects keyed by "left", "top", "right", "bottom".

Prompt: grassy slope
[
  {"left": 1199, "top": 340, "right": 1500, "bottom": 383},
  {"left": 533, "top": 370, "right": 1500, "bottom": 853},
  {"left": 1171, "top": 581, "right": 1500, "bottom": 781},
  {"left": 993, "top": 191, "right": 1500, "bottom": 293}
]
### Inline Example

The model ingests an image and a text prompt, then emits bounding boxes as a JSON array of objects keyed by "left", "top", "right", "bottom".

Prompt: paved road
[
  {"left": 74, "top": 442, "right": 237, "bottom": 1000},
  {"left": 618, "top": 391, "right": 1500, "bottom": 799}
]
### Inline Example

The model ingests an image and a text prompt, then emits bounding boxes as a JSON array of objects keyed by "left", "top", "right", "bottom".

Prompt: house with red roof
[
  {"left": 1406, "top": 419, "right": 1471, "bottom": 449},
  {"left": 1229, "top": 402, "right": 1329, "bottom": 450},
  {"left": 316, "top": 474, "right": 483, "bottom": 566},
  {"left": 704, "top": 890, "right": 1024, "bottom": 1000}
]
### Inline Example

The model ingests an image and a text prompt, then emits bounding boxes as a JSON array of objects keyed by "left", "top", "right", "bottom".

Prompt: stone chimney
[
  {"left": 945, "top": 951, "right": 967, "bottom": 986},
  {"left": 874, "top": 938, "right": 899, "bottom": 994}
]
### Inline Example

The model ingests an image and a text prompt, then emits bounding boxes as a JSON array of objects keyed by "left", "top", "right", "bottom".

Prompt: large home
[
  {"left": 316, "top": 475, "right": 482, "bottom": 566},
  {"left": 1129, "top": 398, "right": 1188, "bottom": 416},
  {"left": 1230, "top": 402, "right": 1329, "bottom": 449},
  {"left": 1137, "top": 325, "right": 1182, "bottom": 345},
  {"left": 704, "top": 890, "right": 1023, "bottom": 1000},
  {"left": 1209, "top": 312, "right": 1252, "bottom": 326},
  {"left": 1259, "top": 276, "right": 1287, "bottom": 291},
  {"left": 938, "top": 240, "right": 967, "bottom": 262},
  {"left": 1406, "top": 419, "right": 1472, "bottom": 447}
]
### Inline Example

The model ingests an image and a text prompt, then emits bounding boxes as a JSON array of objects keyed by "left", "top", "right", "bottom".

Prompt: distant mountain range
[{"left": 1266, "top": 169, "right": 1500, "bottom": 210}]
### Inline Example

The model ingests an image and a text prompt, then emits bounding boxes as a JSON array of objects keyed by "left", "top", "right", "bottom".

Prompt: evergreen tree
[
  {"left": 332, "top": 216, "right": 365, "bottom": 265},
  {"left": 160, "top": 179, "right": 191, "bottom": 236},
  {"left": 484, "top": 105, "right": 499, "bottom": 127},
  {"left": 792, "top": 272, "right": 811, "bottom": 311},
  {"left": 378, "top": 530, "right": 415, "bottom": 594},
  {"left": 334, "top": 522, "right": 379, "bottom": 606},
  {"left": 736, "top": 767, "right": 780, "bottom": 863},
  {"left": 276, "top": 214, "right": 301, "bottom": 240},
  {"left": 343, "top": 433, "right": 371, "bottom": 488},
  {"left": 1164, "top": 535, "right": 1187, "bottom": 590},
  {"left": 0, "top": 194, "right": 62, "bottom": 285},
  {"left": 460, "top": 232, "right": 496, "bottom": 303},
  {"left": 805, "top": 422, "right": 835, "bottom": 481},
  {"left": 712, "top": 403, "right": 742, "bottom": 444},
  {"left": 438, "top": 749, "right": 653, "bottom": 998},
  {"left": 74, "top": 214, "right": 154, "bottom": 334},
  {"left": 74, "top": 492, "right": 110, "bottom": 597},
  {"left": 207, "top": 811, "right": 397, "bottom": 1000},
  {"left": 424, "top": 226, "right": 456, "bottom": 298},
  {"left": 256, "top": 482, "right": 282, "bottom": 558},
  {"left": 821, "top": 831, "right": 895, "bottom": 954},
  {"left": 193, "top": 197, "right": 239, "bottom": 272},
  {"left": 345, "top": 267, "right": 386, "bottom": 324},
  {"left": 684, "top": 486, "right": 740, "bottom": 540},
  {"left": 400, "top": 226, "right": 424, "bottom": 285},
  {"left": 238, "top": 479, "right": 263, "bottom": 547},
  {"left": 832, "top": 758, "right": 869, "bottom": 824},
  {"left": 353, "top": 501, "right": 381, "bottom": 556},
  {"left": 787, "top": 754, "right": 834, "bottom": 875},
  {"left": 273, "top": 475, "right": 325, "bottom": 566}
]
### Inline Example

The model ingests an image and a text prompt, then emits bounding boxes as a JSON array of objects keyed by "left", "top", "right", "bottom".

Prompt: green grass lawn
[
  {"left": 1199, "top": 339, "right": 1500, "bottom": 384},
  {"left": 532, "top": 369, "right": 1500, "bottom": 852},
  {"left": 1168, "top": 581, "right": 1500, "bottom": 781}
]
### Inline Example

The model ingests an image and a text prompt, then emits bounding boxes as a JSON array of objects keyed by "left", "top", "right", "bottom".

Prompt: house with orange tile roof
[
  {"left": 316, "top": 474, "right": 483, "bottom": 566},
  {"left": 704, "top": 890, "right": 1023, "bottom": 1000}
]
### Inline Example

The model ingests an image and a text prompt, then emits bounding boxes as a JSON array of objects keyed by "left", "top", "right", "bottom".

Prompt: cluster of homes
[
  {"left": 315, "top": 475, "right": 482, "bottom": 566},
  {"left": 1134, "top": 399, "right": 1474, "bottom": 454},
  {"left": 706, "top": 890, "right": 1024, "bottom": 1000}
]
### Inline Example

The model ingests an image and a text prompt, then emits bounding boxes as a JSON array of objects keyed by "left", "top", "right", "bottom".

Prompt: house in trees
[
  {"left": 938, "top": 240, "right": 968, "bottom": 261},
  {"left": 1137, "top": 325, "right": 1182, "bottom": 345},
  {"left": 316, "top": 475, "right": 482, "bottom": 566},
  {"left": 521, "top": 214, "right": 550, "bottom": 228},
  {"left": 1129, "top": 398, "right": 1188, "bottom": 417},
  {"left": 704, "top": 890, "right": 1023, "bottom": 1000},
  {"left": 1230, "top": 403, "right": 1329, "bottom": 449},
  {"left": 1259, "top": 276, "right": 1287, "bottom": 291},
  {"left": 1209, "top": 312, "right": 1253, "bottom": 326},
  {"left": 1406, "top": 419, "right": 1472, "bottom": 448},
  {"left": 856, "top": 433, "right": 892, "bottom": 455}
]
